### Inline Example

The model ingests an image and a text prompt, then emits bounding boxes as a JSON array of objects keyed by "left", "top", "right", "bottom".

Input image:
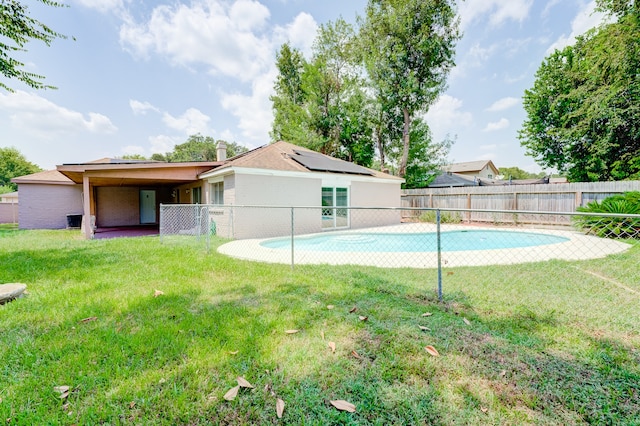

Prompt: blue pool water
[{"left": 260, "top": 230, "right": 569, "bottom": 252}]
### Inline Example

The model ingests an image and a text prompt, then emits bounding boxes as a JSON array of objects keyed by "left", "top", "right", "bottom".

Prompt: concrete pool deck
[{"left": 217, "top": 223, "right": 632, "bottom": 268}]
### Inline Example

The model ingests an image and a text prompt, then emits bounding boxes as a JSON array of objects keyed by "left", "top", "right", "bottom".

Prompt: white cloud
[
  {"left": 458, "top": 0, "right": 533, "bottom": 29},
  {"left": 424, "top": 95, "right": 473, "bottom": 142},
  {"left": 162, "top": 108, "right": 211, "bottom": 135},
  {"left": 0, "top": 91, "right": 117, "bottom": 138},
  {"left": 149, "top": 135, "right": 178, "bottom": 154},
  {"left": 119, "top": 0, "right": 273, "bottom": 81},
  {"left": 483, "top": 118, "right": 509, "bottom": 132},
  {"left": 547, "top": 1, "right": 608, "bottom": 54},
  {"left": 220, "top": 69, "right": 276, "bottom": 143},
  {"left": 486, "top": 97, "right": 520, "bottom": 112},
  {"left": 130, "top": 99, "right": 160, "bottom": 115},
  {"left": 273, "top": 12, "right": 318, "bottom": 58}
]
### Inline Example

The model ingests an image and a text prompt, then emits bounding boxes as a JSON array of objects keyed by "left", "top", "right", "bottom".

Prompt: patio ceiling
[{"left": 57, "top": 162, "right": 221, "bottom": 187}]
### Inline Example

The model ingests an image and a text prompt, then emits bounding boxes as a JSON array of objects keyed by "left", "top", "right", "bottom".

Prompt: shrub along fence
[{"left": 401, "top": 181, "right": 640, "bottom": 225}]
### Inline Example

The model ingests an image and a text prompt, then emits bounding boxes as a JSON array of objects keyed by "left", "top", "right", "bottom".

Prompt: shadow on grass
[{"left": 1, "top": 236, "right": 639, "bottom": 424}]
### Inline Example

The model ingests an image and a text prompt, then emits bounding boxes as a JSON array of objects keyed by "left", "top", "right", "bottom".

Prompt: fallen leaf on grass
[
  {"left": 228, "top": 350, "right": 239, "bottom": 355},
  {"left": 421, "top": 312, "right": 433, "bottom": 317},
  {"left": 349, "top": 306, "right": 357, "bottom": 313},
  {"left": 330, "top": 400, "right": 356, "bottom": 413},
  {"left": 500, "top": 370, "right": 506, "bottom": 377},
  {"left": 276, "top": 398, "right": 285, "bottom": 418},
  {"left": 447, "top": 271, "right": 454, "bottom": 276},
  {"left": 129, "top": 401, "right": 136, "bottom": 409},
  {"left": 358, "top": 316, "right": 368, "bottom": 321},
  {"left": 79, "top": 317, "right": 97, "bottom": 323},
  {"left": 223, "top": 385, "right": 240, "bottom": 401},
  {"left": 351, "top": 350, "right": 362, "bottom": 360},
  {"left": 481, "top": 407, "right": 488, "bottom": 413},
  {"left": 153, "top": 289, "right": 164, "bottom": 297},
  {"left": 285, "top": 329, "right": 299, "bottom": 334},
  {"left": 328, "top": 341, "right": 336, "bottom": 353},
  {"left": 327, "top": 305, "right": 335, "bottom": 310},
  {"left": 237, "top": 377, "right": 254, "bottom": 389},
  {"left": 418, "top": 326, "right": 430, "bottom": 331},
  {"left": 463, "top": 317, "right": 471, "bottom": 325},
  {"left": 321, "top": 330, "right": 325, "bottom": 340},
  {"left": 425, "top": 345, "right": 440, "bottom": 357},
  {"left": 54, "top": 386, "right": 70, "bottom": 400}
]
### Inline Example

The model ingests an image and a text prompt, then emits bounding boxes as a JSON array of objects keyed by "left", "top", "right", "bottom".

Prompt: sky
[{"left": 0, "top": 0, "right": 608, "bottom": 173}]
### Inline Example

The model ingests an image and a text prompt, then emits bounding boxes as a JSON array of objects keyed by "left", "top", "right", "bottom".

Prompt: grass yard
[{"left": 1, "top": 229, "right": 639, "bottom": 425}]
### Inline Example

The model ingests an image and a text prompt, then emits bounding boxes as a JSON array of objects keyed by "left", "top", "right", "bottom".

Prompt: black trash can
[{"left": 66, "top": 214, "right": 82, "bottom": 229}]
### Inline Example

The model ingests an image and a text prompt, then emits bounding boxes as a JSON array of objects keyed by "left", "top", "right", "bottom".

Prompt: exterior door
[
  {"left": 321, "top": 187, "right": 349, "bottom": 229},
  {"left": 140, "top": 190, "right": 156, "bottom": 224}
]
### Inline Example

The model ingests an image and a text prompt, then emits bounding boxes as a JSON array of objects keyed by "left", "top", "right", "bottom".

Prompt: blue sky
[{"left": 0, "top": 0, "right": 607, "bottom": 172}]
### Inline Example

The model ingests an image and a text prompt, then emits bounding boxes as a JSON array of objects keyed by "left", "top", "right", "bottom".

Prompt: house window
[
  {"left": 192, "top": 187, "right": 202, "bottom": 204},
  {"left": 211, "top": 182, "right": 224, "bottom": 205},
  {"left": 322, "top": 187, "right": 349, "bottom": 229}
]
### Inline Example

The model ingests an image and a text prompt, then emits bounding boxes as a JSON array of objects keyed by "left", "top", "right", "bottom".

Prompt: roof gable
[
  {"left": 445, "top": 160, "right": 499, "bottom": 175},
  {"left": 11, "top": 170, "right": 75, "bottom": 185}
]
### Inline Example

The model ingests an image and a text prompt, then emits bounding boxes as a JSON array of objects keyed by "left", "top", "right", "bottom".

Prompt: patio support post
[{"left": 82, "top": 175, "right": 92, "bottom": 239}]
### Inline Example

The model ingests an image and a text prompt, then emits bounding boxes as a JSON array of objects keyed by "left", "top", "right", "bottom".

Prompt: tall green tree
[
  {"left": 499, "top": 167, "right": 545, "bottom": 180},
  {"left": 0, "top": 147, "right": 42, "bottom": 191},
  {"left": 519, "top": 5, "right": 640, "bottom": 181},
  {"left": 402, "top": 119, "right": 452, "bottom": 188},
  {"left": 1, "top": 0, "right": 69, "bottom": 91},
  {"left": 156, "top": 135, "right": 248, "bottom": 162},
  {"left": 271, "top": 19, "right": 375, "bottom": 167},
  {"left": 359, "top": 0, "right": 460, "bottom": 177}
]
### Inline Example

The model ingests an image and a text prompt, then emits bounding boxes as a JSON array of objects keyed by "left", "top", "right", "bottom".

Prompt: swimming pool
[
  {"left": 260, "top": 230, "right": 570, "bottom": 252},
  {"left": 218, "top": 223, "right": 631, "bottom": 268}
]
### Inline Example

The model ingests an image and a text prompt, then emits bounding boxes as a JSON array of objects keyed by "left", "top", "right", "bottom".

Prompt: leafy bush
[
  {"left": 574, "top": 192, "right": 640, "bottom": 238},
  {"left": 418, "top": 210, "right": 463, "bottom": 224}
]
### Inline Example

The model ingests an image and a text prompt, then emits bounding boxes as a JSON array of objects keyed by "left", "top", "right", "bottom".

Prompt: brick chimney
[{"left": 216, "top": 141, "right": 227, "bottom": 161}]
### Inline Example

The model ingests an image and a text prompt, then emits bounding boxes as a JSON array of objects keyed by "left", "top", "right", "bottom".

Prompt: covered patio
[{"left": 56, "top": 159, "right": 221, "bottom": 239}]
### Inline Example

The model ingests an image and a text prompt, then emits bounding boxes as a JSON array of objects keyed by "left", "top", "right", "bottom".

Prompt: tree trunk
[
  {"left": 398, "top": 107, "right": 411, "bottom": 178},
  {"left": 375, "top": 107, "right": 387, "bottom": 172}
]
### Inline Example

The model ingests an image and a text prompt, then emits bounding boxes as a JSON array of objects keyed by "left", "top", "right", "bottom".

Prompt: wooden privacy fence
[
  {"left": 401, "top": 181, "right": 640, "bottom": 226},
  {"left": 0, "top": 203, "right": 18, "bottom": 224}
]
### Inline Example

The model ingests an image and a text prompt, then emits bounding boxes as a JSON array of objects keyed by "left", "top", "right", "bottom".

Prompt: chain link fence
[{"left": 160, "top": 204, "right": 638, "bottom": 284}]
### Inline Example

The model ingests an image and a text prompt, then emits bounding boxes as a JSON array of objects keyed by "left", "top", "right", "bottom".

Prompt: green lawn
[{"left": 1, "top": 229, "right": 639, "bottom": 425}]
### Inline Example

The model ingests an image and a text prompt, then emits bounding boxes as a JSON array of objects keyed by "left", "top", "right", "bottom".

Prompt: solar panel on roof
[{"left": 291, "top": 150, "right": 374, "bottom": 175}]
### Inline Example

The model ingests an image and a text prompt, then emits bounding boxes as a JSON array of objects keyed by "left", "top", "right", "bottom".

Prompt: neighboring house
[
  {"left": 444, "top": 160, "right": 499, "bottom": 179},
  {"left": 199, "top": 141, "right": 403, "bottom": 239},
  {"left": 428, "top": 172, "right": 478, "bottom": 188},
  {"left": 12, "top": 142, "right": 403, "bottom": 239},
  {"left": 0, "top": 192, "right": 18, "bottom": 203}
]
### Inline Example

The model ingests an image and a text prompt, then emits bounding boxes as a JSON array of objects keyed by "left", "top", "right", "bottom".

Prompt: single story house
[
  {"left": 14, "top": 158, "right": 220, "bottom": 238},
  {"left": 444, "top": 160, "right": 499, "bottom": 179},
  {"left": 13, "top": 142, "right": 403, "bottom": 239},
  {"left": 198, "top": 141, "right": 403, "bottom": 239}
]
